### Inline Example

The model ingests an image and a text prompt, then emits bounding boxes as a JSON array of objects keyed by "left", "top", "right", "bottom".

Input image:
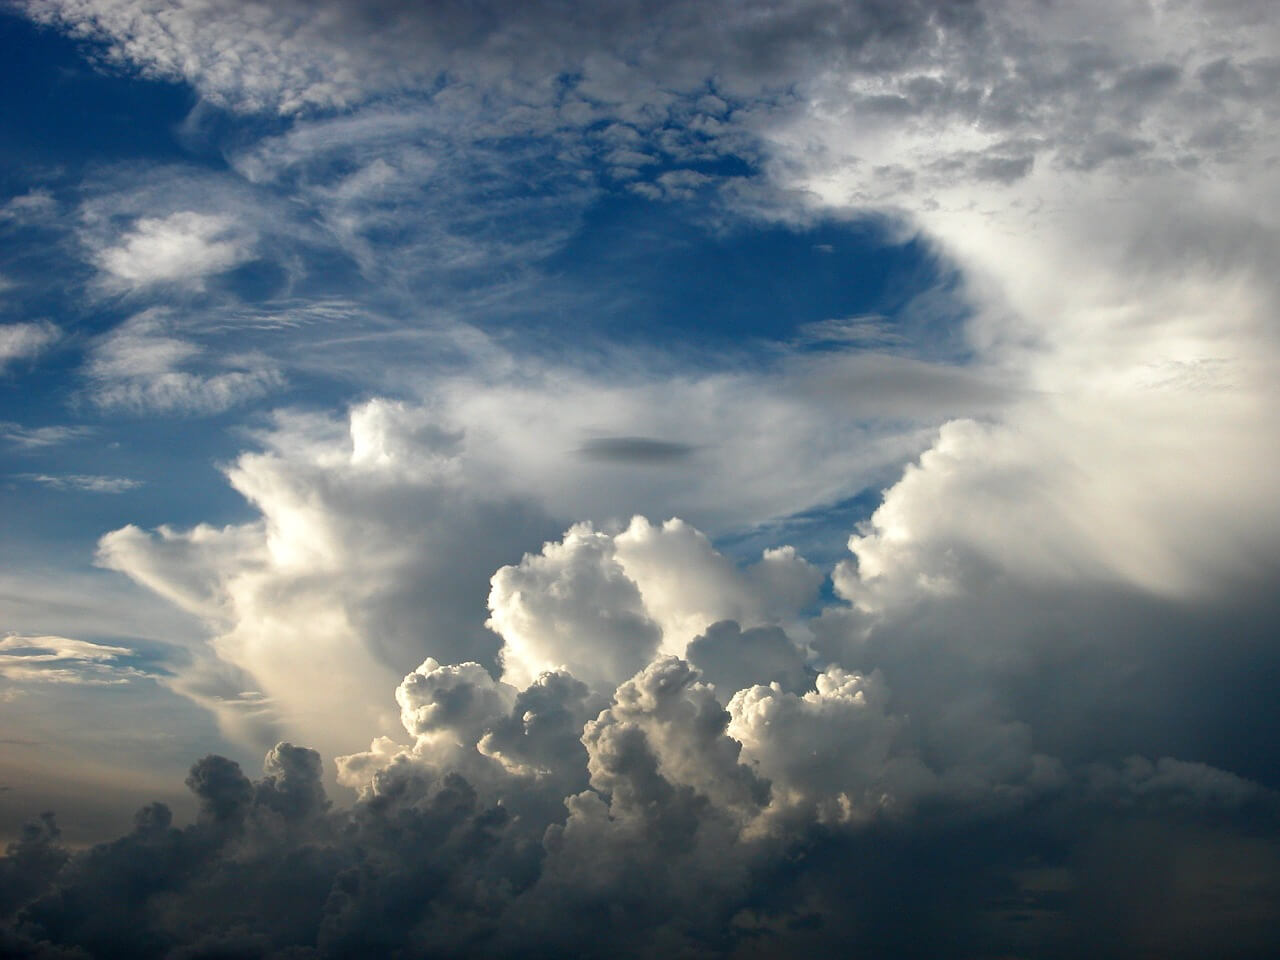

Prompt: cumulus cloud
[
  {"left": 1, "top": 637, "right": 1276, "bottom": 957},
  {"left": 92, "top": 211, "right": 255, "bottom": 291},
  {"left": 489, "top": 524, "right": 663, "bottom": 693},
  {"left": 89, "top": 375, "right": 947, "bottom": 759},
  {"left": 687, "top": 620, "right": 809, "bottom": 702},
  {"left": 95, "top": 400, "right": 557, "bottom": 758}
]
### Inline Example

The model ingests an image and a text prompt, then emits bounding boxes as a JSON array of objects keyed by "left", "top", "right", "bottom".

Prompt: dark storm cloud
[
  {"left": 1, "top": 727, "right": 1276, "bottom": 959},
  {"left": 5, "top": 569, "right": 1280, "bottom": 958},
  {"left": 576, "top": 436, "right": 698, "bottom": 464}
]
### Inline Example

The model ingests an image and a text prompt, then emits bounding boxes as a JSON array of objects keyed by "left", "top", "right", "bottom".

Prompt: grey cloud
[
  {"left": 576, "top": 436, "right": 699, "bottom": 464},
  {"left": 27, "top": 0, "right": 974, "bottom": 114},
  {"left": 786, "top": 351, "right": 1015, "bottom": 417},
  {"left": 1, "top": 667, "right": 1275, "bottom": 959},
  {"left": 0, "top": 813, "right": 67, "bottom": 919},
  {"left": 687, "top": 620, "right": 810, "bottom": 701},
  {"left": 7, "top": 520, "right": 1280, "bottom": 955}
]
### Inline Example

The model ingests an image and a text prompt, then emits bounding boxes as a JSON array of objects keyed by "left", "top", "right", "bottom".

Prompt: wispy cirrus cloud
[
  {"left": 0, "top": 189, "right": 56, "bottom": 224},
  {"left": 0, "top": 321, "right": 59, "bottom": 372},
  {"left": 18, "top": 474, "right": 143, "bottom": 494},
  {"left": 86, "top": 309, "right": 283, "bottom": 414},
  {"left": 0, "top": 423, "right": 94, "bottom": 449}
]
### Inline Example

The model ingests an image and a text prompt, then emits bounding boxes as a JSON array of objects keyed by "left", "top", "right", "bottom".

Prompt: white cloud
[
  {"left": 0, "top": 321, "right": 59, "bottom": 371},
  {"left": 0, "top": 189, "right": 56, "bottom": 223},
  {"left": 88, "top": 309, "right": 282, "bottom": 414},
  {"left": 0, "top": 633, "right": 147, "bottom": 686},
  {"left": 93, "top": 211, "right": 256, "bottom": 290},
  {"left": 0, "top": 423, "right": 94, "bottom": 448},
  {"left": 20, "top": 474, "right": 143, "bottom": 494},
  {"left": 94, "top": 403, "right": 554, "bottom": 759},
  {"left": 727, "top": 667, "right": 931, "bottom": 823},
  {"left": 488, "top": 523, "right": 662, "bottom": 693}
]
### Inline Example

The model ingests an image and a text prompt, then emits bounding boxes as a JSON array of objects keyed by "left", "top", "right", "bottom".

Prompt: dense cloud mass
[
  {"left": 3, "top": 582, "right": 1279, "bottom": 957},
  {"left": 5, "top": 0, "right": 1280, "bottom": 955},
  {"left": 6, "top": 514, "right": 1280, "bottom": 956}
]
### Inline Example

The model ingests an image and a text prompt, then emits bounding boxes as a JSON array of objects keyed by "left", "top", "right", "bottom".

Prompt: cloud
[
  {"left": 577, "top": 436, "right": 698, "bottom": 464},
  {"left": 1, "top": 638, "right": 1275, "bottom": 958},
  {"left": 0, "top": 424, "right": 94, "bottom": 449},
  {"left": 0, "top": 322, "right": 59, "bottom": 372},
  {"left": 87, "top": 309, "right": 283, "bottom": 414},
  {"left": 19, "top": 474, "right": 142, "bottom": 494},
  {"left": 89, "top": 360, "right": 976, "bottom": 757},
  {"left": 7, "top": 0, "right": 1280, "bottom": 955},
  {"left": 687, "top": 620, "right": 809, "bottom": 703},
  {"left": 94, "top": 401, "right": 558, "bottom": 758},
  {"left": 0, "top": 190, "right": 56, "bottom": 225},
  {"left": 25, "top": 0, "right": 967, "bottom": 116},
  {"left": 92, "top": 211, "right": 256, "bottom": 291},
  {"left": 0, "top": 634, "right": 149, "bottom": 686}
]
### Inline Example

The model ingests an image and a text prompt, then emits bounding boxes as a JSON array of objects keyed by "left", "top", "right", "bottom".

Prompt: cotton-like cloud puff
[
  {"left": 3, "top": 630, "right": 1277, "bottom": 958},
  {"left": 92, "top": 211, "right": 255, "bottom": 291},
  {"left": 20, "top": 503, "right": 1259, "bottom": 955},
  {"left": 90, "top": 391, "right": 864, "bottom": 760}
]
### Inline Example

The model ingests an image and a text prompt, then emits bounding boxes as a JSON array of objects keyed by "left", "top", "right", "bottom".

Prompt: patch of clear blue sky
[
  {"left": 1, "top": 9, "right": 969, "bottom": 567},
  {"left": 536, "top": 193, "right": 946, "bottom": 351}
]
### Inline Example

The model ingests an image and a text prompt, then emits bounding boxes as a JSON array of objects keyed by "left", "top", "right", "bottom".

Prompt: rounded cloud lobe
[{"left": 4, "top": 562, "right": 1279, "bottom": 957}]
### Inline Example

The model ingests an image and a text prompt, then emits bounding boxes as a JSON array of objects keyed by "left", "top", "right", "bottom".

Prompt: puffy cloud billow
[{"left": 6, "top": 510, "right": 1280, "bottom": 957}]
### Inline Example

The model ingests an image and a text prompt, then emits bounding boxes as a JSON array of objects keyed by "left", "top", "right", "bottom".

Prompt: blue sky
[{"left": 2, "top": 1, "right": 1280, "bottom": 956}]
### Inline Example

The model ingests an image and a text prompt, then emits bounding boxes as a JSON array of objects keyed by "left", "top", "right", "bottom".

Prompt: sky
[{"left": 1, "top": 0, "right": 1279, "bottom": 957}]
